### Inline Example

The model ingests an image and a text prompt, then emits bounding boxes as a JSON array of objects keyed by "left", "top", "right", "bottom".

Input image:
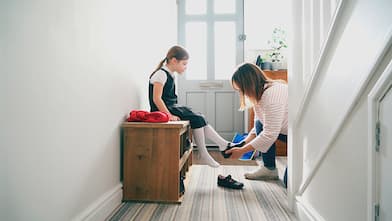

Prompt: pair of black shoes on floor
[
  {"left": 217, "top": 174, "right": 244, "bottom": 189},
  {"left": 220, "top": 141, "right": 246, "bottom": 158}
]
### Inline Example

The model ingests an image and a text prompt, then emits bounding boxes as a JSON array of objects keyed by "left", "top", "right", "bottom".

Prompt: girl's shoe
[
  {"left": 217, "top": 174, "right": 244, "bottom": 189},
  {"left": 220, "top": 141, "right": 246, "bottom": 158}
]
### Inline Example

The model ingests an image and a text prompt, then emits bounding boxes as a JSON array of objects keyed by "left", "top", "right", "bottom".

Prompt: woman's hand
[
  {"left": 226, "top": 144, "right": 255, "bottom": 159},
  {"left": 169, "top": 115, "right": 180, "bottom": 121},
  {"left": 226, "top": 147, "right": 246, "bottom": 159}
]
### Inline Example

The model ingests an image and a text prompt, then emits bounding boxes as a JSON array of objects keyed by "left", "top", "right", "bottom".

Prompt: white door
[
  {"left": 377, "top": 84, "right": 392, "bottom": 221},
  {"left": 177, "top": 0, "right": 244, "bottom": 142}
]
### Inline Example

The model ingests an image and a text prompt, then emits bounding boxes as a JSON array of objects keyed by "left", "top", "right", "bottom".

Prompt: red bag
[
  {"left": 127, "top": 110, "right": 169, "bottom": 123},
  {"left": 127, "top": 110, "right": 148, "bottom": 122},
  {"left": 145, "top": 111, "right": 170, "bottom": 123}
]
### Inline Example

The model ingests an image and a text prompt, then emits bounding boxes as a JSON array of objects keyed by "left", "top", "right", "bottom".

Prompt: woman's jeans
[{"left": 255, "top": 120, "right": 288, "bottom": 187}]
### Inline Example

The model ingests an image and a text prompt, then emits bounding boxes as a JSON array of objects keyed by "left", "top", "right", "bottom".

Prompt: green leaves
[{"left": 268, "top": 27, "right": 287, "bottom": 62}]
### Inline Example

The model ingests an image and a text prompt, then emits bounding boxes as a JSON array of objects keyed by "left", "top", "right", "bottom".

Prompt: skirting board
[
  {"left": 295, "top": 196, "right": 325, "bottom": 221},
  {"left": 72, "top": 184, "right": 123, "bottom": 221}
]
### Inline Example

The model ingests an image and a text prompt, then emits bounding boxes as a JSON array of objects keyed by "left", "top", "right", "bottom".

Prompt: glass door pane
[
  {"left": 186, "top": 0, "right": 206, "bottom": 14},
  {"left": 214, "top": 22, "right": 236, "bottom": 80},
  {"left": 214, "top": 0, "right": 235, "bottom": 14},
  {"left": 185, "top": 22, "right": 207, "bottom": 80}
]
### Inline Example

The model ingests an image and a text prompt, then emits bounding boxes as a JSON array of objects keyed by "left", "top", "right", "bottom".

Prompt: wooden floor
[
  {"left": 192, "top": 148, "right": 287, "bottom": 175},
  {"left": 109, "top": 165, "right": 294, "bottom": 221},
  {"left": 108, "top": 150, "right": 292, "bottom": 221}
]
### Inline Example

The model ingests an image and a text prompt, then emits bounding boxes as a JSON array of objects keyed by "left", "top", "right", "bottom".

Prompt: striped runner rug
[{"left": 108, "top": 165, "right": 297, "bottom": 221}]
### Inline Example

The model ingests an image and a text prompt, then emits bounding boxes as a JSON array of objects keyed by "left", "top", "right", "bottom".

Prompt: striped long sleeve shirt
[{"left": 248, "top": 82, "right": 288, "bottom": 153}]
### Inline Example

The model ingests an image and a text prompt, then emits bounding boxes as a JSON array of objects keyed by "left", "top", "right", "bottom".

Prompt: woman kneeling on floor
[{"left": 224, "top": 62, "right": 288, "bottom": 187}]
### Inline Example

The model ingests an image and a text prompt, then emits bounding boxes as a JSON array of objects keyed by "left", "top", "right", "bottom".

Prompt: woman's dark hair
[
  {"left": 150, "top": 45, "right": 189, "bottom": 78},
  {"left": 231, "top": 62, "right": 271, "bottom": 110}
]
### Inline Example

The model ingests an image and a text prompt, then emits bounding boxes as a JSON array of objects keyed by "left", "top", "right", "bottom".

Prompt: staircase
[{"left": 288, "top": 0, "right": 392, "bottom": 220}]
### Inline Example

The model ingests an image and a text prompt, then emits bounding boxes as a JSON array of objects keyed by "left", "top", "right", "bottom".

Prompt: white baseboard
[
  {"left": 72, "top": 184, "right": 123, "bottom": 221},
  {"left": 295, "top": 196, "right": 325, "bottom": 221}
]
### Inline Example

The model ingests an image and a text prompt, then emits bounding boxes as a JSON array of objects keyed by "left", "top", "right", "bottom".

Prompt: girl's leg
[
  {"left": 168, "top": 106, "right": 220, "bottom": 167},
  {"left": 203, "top": 124, "right": 230, "bottom": 151},
  {"left": 192, "top": 128, "right": 220, "bottom": 168}
]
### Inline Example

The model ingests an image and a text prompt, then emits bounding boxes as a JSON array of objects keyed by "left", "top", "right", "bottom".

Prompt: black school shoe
[
  {"left": 217, "top": 174, "right": 244, "bottom": 189},
  {"left": 221, "top": 141, "right": 246, "bottom": 158}
]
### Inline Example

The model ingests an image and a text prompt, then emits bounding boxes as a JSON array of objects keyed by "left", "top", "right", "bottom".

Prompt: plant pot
[{"left": 260, "top": 62, "right": 272, "bottom": 70}]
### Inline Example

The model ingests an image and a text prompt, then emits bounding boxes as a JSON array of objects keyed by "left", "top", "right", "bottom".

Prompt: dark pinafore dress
[{"left": 149, "top": 68, "right": 207, "bottom": 129}]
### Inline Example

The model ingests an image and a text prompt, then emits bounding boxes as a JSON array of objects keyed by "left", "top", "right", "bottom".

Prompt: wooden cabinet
[
  {"left": 122, "top": 121, "right": 192, "bottom": 203},
  {"left": 248, "top": 70, "right": 288, "bottom": 156},
  {"left": 264, "top": 69, "right": 288, "bottom": 82}
]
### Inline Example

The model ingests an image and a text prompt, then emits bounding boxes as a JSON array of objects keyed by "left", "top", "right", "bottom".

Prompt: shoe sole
[
  {"left": 217, "top": 183, "right": 244, "bottom": 189},
  {"left": 244, "top": 175, "right": 279, "bottom": 180}
]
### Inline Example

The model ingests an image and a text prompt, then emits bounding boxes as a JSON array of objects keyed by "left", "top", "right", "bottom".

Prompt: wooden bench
[{"left": 122, "top": 121, "right": 192, "bottom": 203}]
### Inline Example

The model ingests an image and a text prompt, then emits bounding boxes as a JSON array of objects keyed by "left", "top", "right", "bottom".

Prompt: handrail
[{"left": 292, "top": 0, "right": 344, "bottom": 128}]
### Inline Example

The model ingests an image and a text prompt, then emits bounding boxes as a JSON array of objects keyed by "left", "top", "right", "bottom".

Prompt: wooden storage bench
[{"left": 122, "top": 121, "right": 192, "bottom": 203}]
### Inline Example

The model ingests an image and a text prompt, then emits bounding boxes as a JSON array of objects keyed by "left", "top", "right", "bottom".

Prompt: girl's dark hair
[
  {"left": 231, "top": 62, "right": 271, "bottom": 110},
  {"left": 150, "top": 45, "right": 189, "bottom": 78}
]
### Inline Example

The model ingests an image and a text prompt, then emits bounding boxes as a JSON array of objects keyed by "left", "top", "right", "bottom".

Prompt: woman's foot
[
  {"left": 244, "top": 166, "right": 278, "bottom": 180},
  {"left": 220, "top": 141, "right": 246, "bottom": 158}
]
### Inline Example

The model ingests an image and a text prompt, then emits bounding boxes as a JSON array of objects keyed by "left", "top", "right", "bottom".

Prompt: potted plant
[
  {"left": 268, "top": 27, "right": 288, "bottom": 70},
  {"left": 256, "top": 53, "right": 272, "bottom": 70}
]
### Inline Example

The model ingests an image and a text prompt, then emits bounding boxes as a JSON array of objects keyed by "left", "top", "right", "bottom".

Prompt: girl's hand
[
  {"left": 226, "top": 147, "right": 245, "bottom": 159},
  {"left": 169, "top": 115, "right": 180, "bottom": 121}
]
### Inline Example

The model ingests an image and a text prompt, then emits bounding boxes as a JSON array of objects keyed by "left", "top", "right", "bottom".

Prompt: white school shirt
[
  {"left": 248, "top": 82, "right": 288, "bottom": 153},
  {"left": 149, "top": 66, "right": 175, "bottom": 85}
]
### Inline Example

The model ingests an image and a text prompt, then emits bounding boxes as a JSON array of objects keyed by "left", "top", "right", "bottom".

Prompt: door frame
[{"left": 367, "top": 59, "right": 392, "bottom": 221}]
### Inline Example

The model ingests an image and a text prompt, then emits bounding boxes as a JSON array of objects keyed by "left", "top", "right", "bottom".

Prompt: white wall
[
  {"left": 244, "top": 0, "right": 290, "bottom": 66},
  {"left": 244, "top": 0, "right": 290, "bottom": 50},
  {"left": 291, "top": 0, "right": 392, "bottom": 220},
  {"left": 0, "top": 0, "right": 177, "bottom": 220}
]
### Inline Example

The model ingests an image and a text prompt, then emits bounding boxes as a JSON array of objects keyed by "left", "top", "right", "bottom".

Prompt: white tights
[{"left": 192, "top": 125, "right": 230, "bottom": 168}]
